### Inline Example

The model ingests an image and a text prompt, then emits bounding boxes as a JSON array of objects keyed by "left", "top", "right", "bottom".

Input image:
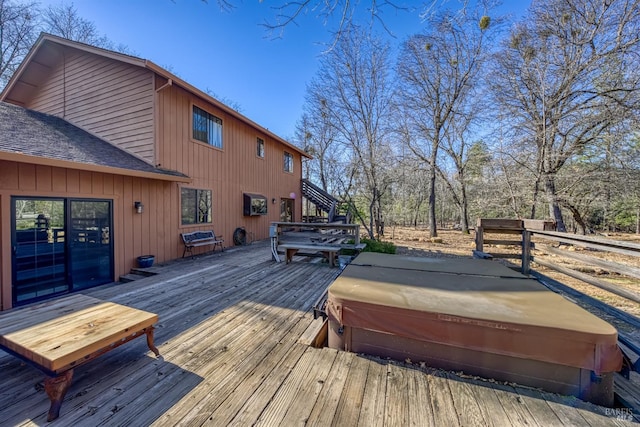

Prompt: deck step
[
  {"left": 119, "top": 273, "right": 148, "bottom": 283},
  {"left": 130, "top": 266, "right": 162, "bottom": 276}
]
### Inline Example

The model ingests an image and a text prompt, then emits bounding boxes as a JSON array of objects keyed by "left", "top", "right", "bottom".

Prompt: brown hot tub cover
[{"left": 327, "top": 253, "right": 622, "bottom": 404}]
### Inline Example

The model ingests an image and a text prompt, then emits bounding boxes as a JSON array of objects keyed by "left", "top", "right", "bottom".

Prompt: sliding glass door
[
  {"left": 68, "top": 200, "right": 113, "bottom": 290},
  {"left": 12, "top": 198, "right": 67, "bottom": 304},
  {"left": 12, "top": 197, "right": 113, "bottom": 305}
]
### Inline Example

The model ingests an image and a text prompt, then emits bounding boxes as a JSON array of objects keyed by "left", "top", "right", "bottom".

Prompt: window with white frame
[
  {"left": 193, "top": 106, "right": 223, "bottom": 148},
  {"left": 284, "top": 151, "right": 293, "bottom": 173}
]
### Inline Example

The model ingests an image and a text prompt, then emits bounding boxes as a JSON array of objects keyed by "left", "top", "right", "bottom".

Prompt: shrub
[{"left": 361, "top": 238, "right": 396, "bottom": 254}]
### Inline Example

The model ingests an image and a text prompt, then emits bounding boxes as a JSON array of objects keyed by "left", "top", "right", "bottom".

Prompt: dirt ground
[{"left": 381, "top": 226, "right": 640, "bottom": 319}]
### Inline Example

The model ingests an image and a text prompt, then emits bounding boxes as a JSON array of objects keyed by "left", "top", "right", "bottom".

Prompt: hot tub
[{"left": 327, "top": 253, "right": 622, "bottom": 406}]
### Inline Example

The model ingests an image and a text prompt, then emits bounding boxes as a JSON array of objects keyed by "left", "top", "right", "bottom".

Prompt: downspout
[
  {"left": 153, "top": 78, "right": 173, "bottom": 167},
  {"left": 63, "top": 51, "right": 66, "bottom": 118}
]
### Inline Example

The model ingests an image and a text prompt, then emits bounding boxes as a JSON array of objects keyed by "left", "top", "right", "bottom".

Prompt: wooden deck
[{"left": 0, "top": 242, "right": 637, "bottom": 426}]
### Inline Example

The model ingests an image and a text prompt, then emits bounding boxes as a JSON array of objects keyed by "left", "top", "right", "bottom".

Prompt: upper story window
[
  {"left": 284, "top": 151, "right": 293, "bottom": 173},
  {"left": 257, "top": 138, "right": 265, "bottom": 158},
  {"left": 193, "top": 106, "right": 223, "bottom": 149}
]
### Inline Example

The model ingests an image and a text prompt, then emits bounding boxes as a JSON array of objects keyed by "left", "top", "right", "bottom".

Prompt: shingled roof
[{"left": 0, "top": 102, "right": 188, "bottom": 181}]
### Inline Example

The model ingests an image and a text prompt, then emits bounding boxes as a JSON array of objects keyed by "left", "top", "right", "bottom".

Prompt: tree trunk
[
  {"left": 544, "top": 174, "right": 567, "bottom": 232},
  {"left": 413, "top": 198, "right": 422, "bottom": 227},
  {"left": 530, "top": 175, "right": 540, "bottom": 219},
  {"left": 563, "top": 202, "right": 587, "bottom": 235},
  {"left": 460, "top": 184, "right": 470, "bottom": 234},
  {"left": 428, "top": 151, "right": 438, "bottom": 238},
  {"left": 368, "top": 197, "right": 375, "bottom": 239}
]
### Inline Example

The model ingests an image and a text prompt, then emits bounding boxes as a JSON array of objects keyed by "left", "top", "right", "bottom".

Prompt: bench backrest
[{"left": 181, "top": 230, "right": 216, "bottom": 244}]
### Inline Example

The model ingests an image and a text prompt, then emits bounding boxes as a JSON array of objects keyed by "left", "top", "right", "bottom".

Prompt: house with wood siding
[{"left": 0, "top": 33, "right": 309, "bottom": 310}]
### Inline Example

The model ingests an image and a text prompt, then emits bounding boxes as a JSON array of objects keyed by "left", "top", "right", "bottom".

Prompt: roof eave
[
  {"left": 1, "top": 33, "right": 148, "bottom": 102},
  {"left": 0, "top": 151, "right": 191, "bottom": 183}
]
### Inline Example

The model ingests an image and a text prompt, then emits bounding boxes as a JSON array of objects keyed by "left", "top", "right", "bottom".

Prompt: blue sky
[{"left": 35, "top": 0, "right": 530, "bottom": 140}]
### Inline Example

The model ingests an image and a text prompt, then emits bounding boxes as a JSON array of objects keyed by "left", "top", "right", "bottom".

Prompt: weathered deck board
[
  {"left": 305, "top": 350, "right": 353, "bottom": 425},
  {"left": 444, "top": 371, "right": 488, "bottom": 425},
  {"left": 357, "top": 355, "right": 388, "bottom": 427},
  {"left": 277, "top": 347, "right": 338, "bottom": 425},
  {"left": 541, "top": 391, "right": 597, "bottom": 426},
  {"left": 466, "top": 377, "right": 513, "bottom": 427},
  {"left": 489, "top": 382, "right": 541, "bottom": 427},
  {"left": 225, "top": 342, "right": 308, "bottom": 426},
  {"left": 252, "top": 347, "right": 326, "bottom": 426},
  {"left": 384, "top": 362, "right": 410, "bottom": 425},
  {"left": 199, "top": 319, "right": 312, "bottom": 426},
  {"left": 0, "top": 242, "right": 635, "bottom": 426},
  {"left": 332, "top": 347, "right": 371, "bottom": 425},
  {"left": 408, "top": 364, "right": 436, "bottom": 426},
  {"left": 426, "top": 369, "right": 460, "bottom": 426},
  {"left": 513, "top": 385, "right": 564, "bottom": 426}
]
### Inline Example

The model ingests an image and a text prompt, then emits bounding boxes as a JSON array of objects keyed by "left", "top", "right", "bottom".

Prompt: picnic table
[
  {"left": 0, "top": 294, "right": 160, "bottom": 421},
  {"left": 270, "top": 222, "right": 365, "bottom": 265}
]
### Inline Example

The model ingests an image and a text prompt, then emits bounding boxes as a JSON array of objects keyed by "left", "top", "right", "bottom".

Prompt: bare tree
[
  {"left": 206, "top": 1, "right": 472, "bottom": 48},
  {"left": 490, "top": 0, "right": 640, "bottom": 232},
  {"left": 296, "top": 93, "right": 342, "bottom": 193},
  {"left": 255, "top": 0, "right": 412, "bottom": 42},
  {"left": 41, "top": 2, "right": 133, "bottom": 54},
  {"left": 1, "top": 0, "right": 135, "bottom": 92},
  {"left": 396, "top": 5, "right": 494, "bottom": 237},
  {"left": 304, "top": 26, "right": 395, "bottom": 238},
  {"left": 42, "top": 2, "right": 105, "bottom": 45},
  {"left": 0, "top": 0, "right": 38, "bottom": 88},
  {"left": 436, "top": 112, "right": 479, "bottom": 233}
]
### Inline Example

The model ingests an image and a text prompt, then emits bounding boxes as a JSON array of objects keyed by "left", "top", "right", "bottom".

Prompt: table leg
[
  {"left": 145, "top": 326, "right": 161, "bottom": 357},
  {"left": 328, "top": 251, "right": 336, "bottom": 267},
  {"left": 286, "top": 248, "right": 298, "bottom": 264},
  {"left": 44, "top": 369, "right": 73, "bottom": 421}
]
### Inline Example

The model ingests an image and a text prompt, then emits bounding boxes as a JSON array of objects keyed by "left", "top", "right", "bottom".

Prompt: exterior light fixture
[
  {"left": 272, "top": 198, "right": 276, "bottom": 204},
  {"left": 134, "top": 201, "right": 144, "bottom": 214}
]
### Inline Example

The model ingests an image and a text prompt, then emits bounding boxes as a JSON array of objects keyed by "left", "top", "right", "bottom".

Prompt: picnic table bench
[
  {"left": 0, "top": 294, "right": 160, "bottom": 421},
  {"left": 181, "top": 230, "right": 224, "bottom": 258},
  {"left": 277, "top": 242, "right": 367, "bottom": 268},
  {"left": 279, "top": 243, "right": 342, "bottom": 267}
]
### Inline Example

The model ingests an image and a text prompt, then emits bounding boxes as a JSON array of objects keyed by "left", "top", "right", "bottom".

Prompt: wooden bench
[
  {"left": 181, "top": 230, "right": 224, "bottom": 258},
  {"left": 0, "top": 294, "right": 160, "bottom": 421},
  {"left": 279, "top": 244, "right": 341, "bottom": 267}
]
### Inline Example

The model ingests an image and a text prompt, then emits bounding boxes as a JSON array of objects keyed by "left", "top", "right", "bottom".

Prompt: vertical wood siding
[
  {"left": 25, "top": 48, "right": 156, "bottom": 164},
  {"left": 0, "top": 160, "right": 174, "bottom": 310},
  {"left": 156, "top": 84, "right": 303, "bottom": 246}
]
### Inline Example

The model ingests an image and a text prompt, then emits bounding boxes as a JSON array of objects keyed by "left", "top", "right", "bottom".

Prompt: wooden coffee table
[{"left": 0, "top": 294, "right": 160, "bottom": 421}]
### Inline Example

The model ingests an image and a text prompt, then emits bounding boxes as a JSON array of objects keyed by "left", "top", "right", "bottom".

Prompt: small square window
[
  {"left": 284, "top": 151, "right": 293, "bottom": 173},
  {"left": 257, "top": 138, "right": 265, "bottom": 158},
  {"left": 243, "top": 193, "right": 268, "bottom": 216}
]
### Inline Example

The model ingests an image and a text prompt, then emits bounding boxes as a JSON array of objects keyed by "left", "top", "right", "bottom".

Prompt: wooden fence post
[
  {"left": 522, "top": 230, "right": 531, "bottom": 275},
  {"left": 475, "top": 226, "right": 484, "bottom": 252}
]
